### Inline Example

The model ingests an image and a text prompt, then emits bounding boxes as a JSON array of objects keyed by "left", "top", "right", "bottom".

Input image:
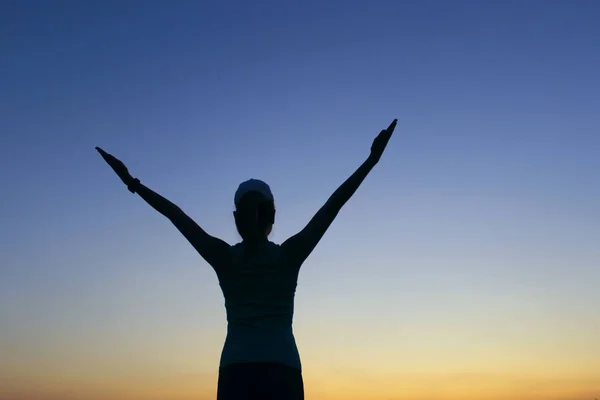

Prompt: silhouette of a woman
[{"left": 96, "top": 118, "right": 397, "bottom": 400}]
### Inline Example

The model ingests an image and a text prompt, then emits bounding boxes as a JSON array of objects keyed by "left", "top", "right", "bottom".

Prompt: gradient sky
[{"left": 1, "top": 1, "right": 599, "bottom": 399}]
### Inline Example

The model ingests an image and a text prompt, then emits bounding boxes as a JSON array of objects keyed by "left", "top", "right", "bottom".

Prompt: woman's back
[
  {"left": 219, "top": 241, "right": 299, "bottom": 330},
  {"left": 217, "top": 240, "right": 302, "bottom": 370}
]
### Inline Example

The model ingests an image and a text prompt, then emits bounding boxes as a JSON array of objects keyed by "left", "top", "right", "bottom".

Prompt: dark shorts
[{"left": 217, "top": 362, "right": 304, "bottom": 400}]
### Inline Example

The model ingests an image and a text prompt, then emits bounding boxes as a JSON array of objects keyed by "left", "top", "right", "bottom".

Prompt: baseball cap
[{"left": 234, "top": 179, "right": 274, "bottom": 206}]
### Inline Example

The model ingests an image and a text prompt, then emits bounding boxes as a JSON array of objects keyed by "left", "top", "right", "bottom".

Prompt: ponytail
[{"left": 234, "top": 199, "right": 274, "bottom": 262}]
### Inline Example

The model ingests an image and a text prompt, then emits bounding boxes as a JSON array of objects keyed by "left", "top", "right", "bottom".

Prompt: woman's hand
[
  {"left": 368, "top": 118, "right": 398, "bottom": 165},
  {"left": 95, "top": 147, "right": 134, "bottom": 186}
]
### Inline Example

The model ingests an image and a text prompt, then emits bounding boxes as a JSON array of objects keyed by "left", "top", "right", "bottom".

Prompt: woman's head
[{"left": 233, "top": 179, "right": 275, "bottom": 242}]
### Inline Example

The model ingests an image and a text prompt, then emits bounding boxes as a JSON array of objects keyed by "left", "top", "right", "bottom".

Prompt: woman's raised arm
[
  {"left": 95, "top": 147, "right": 230, "bottom": 269},
  {"left": 281, "top": 119, "right": 398, "bottom": 268}
]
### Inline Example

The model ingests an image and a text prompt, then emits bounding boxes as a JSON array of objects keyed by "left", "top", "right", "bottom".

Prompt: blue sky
[{"left": 1, "top": 1, "right": 599, "bottom": 399}]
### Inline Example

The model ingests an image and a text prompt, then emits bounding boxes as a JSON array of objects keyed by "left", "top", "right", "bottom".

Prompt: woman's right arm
[{"left": 281, "top": 119, "right": 398, "bottom": 269}]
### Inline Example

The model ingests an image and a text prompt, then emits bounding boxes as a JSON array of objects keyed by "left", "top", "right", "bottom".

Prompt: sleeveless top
[{"left": 216, "top": 240, "right": 302, "bottom": 371}]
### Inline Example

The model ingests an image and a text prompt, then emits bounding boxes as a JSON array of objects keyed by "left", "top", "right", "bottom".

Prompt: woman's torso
[{"left": 216, "top": 241, "right": 302, "bottom": 370}]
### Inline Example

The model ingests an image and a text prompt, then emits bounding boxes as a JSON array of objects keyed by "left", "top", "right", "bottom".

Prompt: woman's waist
[
  {"left": 226, "top": 321, "right": 294, "bottom": 336},
  {"left": 225, "top": 300, "right": 294, "bottom": 321},
  {"left": 226, "top": 310, "right": 294, "bottom": 330},
  {"left": 223, "top": 326, "right": 298, "bottom": 357},
  {"left": 220, "top": 328, "right": 301, "bottom": 370}
]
